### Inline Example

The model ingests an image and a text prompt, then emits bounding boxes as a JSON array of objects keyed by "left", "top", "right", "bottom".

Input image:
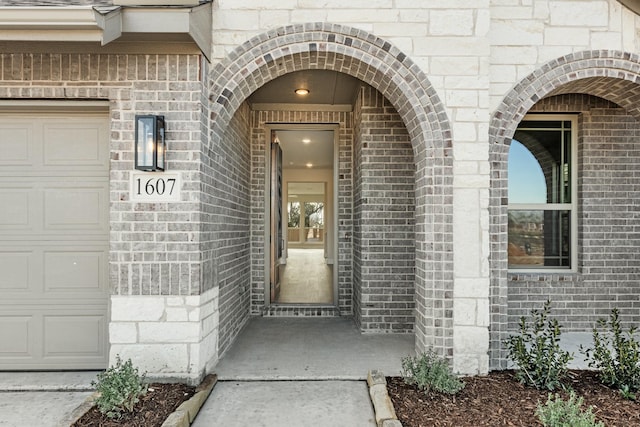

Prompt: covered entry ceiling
[
  {"left": 275, "top": 130, "right": 334, "bottom": 170},
  {"left": 248, "top": 70, "right": 362, "bottom": 108}
]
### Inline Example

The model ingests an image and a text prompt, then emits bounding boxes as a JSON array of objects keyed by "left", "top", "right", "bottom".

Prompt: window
[{"left": 508, "top": 115, "right": 577, "bottom": 271}]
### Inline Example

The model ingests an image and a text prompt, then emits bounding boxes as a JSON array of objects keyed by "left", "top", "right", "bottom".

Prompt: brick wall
[
  {"left": 353, "top": 85, "right": 416, "bottom": 333},
  {"left": 489, "top": 52, "right": 640, "bottom": 369},
  {"left": 506, "top": 95, "right": 640, "bottom": 330},
  {"left": 0, "top": 52, "right": 205, "bottom": 296},
  {"left": 213, "top": 101, "right": 252, "bottom": 355}
]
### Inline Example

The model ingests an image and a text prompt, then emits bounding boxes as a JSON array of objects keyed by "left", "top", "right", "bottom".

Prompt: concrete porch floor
[{"left": 212, "top": 316, "right": 415, "bottom": 380}]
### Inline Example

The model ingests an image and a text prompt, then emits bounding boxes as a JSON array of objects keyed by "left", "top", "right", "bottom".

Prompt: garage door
[{"left": 0, "top": 110, "right": 109, "bottom": 369}]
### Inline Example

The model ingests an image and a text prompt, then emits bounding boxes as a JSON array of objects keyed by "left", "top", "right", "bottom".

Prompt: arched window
[{"left": 508, "top": 115, "right": 577, "bottom": 271}]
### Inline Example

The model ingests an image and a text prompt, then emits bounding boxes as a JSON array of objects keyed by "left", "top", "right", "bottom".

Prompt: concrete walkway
[
  {"left": 0, "top": 319, "right": 596, "bottom": 427},
  {"left": 193, "top": 316, "right": 415, "bottom": 427},
  {"left": 0, "top": 371, "right": 97, "bottom": 427}
]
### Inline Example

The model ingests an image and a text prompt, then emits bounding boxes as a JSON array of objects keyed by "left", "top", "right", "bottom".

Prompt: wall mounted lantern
[{"left": 135, "top": 115, "right": 165, "bottom": 171}]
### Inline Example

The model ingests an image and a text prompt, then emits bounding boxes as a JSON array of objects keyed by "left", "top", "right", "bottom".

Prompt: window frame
[{"left": 507, "top": 114, "right": 578, "bottom": 274}]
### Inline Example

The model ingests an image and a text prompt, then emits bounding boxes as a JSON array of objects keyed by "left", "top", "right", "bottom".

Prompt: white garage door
[{"left": 0, "top": 110, "right": 110, "bottom": 369}]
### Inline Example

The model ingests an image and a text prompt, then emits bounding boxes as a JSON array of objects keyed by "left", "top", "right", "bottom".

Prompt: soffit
[
  {"left": 617, "top": 0, "right": 640, "bottom": 14},
  {"left": 249, "top": 70, "right": 362, "bottom": 112},
  {"left": 0, "top": 1, "right": 212, "bottom": 59}
]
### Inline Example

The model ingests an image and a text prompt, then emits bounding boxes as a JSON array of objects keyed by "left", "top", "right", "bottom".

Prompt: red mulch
[
  {"left": 387, "top": 370, "right": 640, "bottom": 427},
  {"left": 71, "top": 383, "right": 195, "bottom": 427}
]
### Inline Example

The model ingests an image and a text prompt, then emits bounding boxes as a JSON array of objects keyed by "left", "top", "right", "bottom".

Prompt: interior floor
[{"left": 276, "top": 248, "right": 333, "bottom": 304}]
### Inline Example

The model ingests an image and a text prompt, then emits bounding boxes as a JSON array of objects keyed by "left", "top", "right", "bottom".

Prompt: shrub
[
  {"left": 92, "top": 355, "right": 148, "bottom": 419},
  {"left": 535, "top": 392, "right": 604, "bottom": 427},
  {"left": 504, "top": 300, "right": 573, "bottom": 391},
  {"left": 401, "top": 350, "right": 465, "bottom": 395},
  {"left": 580, "top": 308, "right": 640, "bottom": 399}
]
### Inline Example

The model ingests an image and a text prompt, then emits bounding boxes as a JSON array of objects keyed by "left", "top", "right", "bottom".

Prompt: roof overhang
[
  {"left": 618, "top": 0, "right": 640, "bottom": 14},
  {"left": 0, "top": 2, "right": 212, "bottom": 59}
]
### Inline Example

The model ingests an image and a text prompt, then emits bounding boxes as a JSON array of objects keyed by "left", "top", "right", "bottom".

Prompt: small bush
[
  {"left": 580, "top": 308, "right": 640, "bottom": 399},
  {"left": 401, "top": 350, "right": 465, "bottom": 395},
  {"left": 535, "top": 392, "right": 604, "bottom": 427},
  {"left": 92, "top": 355, "right": 148, "bottom": 419},
  {"left": 504, "top": 300, "right": 573, "bottom": 391}
]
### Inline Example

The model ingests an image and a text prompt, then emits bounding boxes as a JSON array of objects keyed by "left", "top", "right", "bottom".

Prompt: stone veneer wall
[
  {"left": 353, "top": 85, "right": 415, "bottom": 333},
  {"left": 506, "top": 95, "right": 640, "bottom": 330},
  {"left": 109, "top": 289, "right": 219, "bottom": 383},
  {"left": 249, "top": 109, "right": 354, "bottom": 315}
]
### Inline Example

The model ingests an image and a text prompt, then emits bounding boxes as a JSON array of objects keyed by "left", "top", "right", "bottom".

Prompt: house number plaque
[{"left": 130, "top": 172, "right": 181, "bottom": 202}]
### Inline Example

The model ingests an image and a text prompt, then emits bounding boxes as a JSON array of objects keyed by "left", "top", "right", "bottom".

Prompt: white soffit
[{"left": 0, "top": 3, "right": 212, "bottom": 59}]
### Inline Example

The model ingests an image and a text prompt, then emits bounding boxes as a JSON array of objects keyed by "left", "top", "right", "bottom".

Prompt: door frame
[{"left": 264, "top": 123, "right": 340, "bottom": 307}]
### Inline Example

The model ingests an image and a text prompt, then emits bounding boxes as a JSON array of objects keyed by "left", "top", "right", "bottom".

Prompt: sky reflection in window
[{"left": 508, "top": 139, "right": 546, "bottom": 204}]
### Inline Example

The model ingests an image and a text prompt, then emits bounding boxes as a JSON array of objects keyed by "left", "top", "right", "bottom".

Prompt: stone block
[
  {"left": 109, "top": 322, "right": 138, "bottom": 344},
  {"left": 111, "top": 296, "right": 165, "bottom": 322},
  {"left": 453, "top": 326, "right": 489, "bottom": 355},
  {"left": 367, "top": 369, "right": 387, "bottom": 387},
  {"left": 375, "top": 23, "right": 427, "bottom": 37},
  {"left": 109, "top": 344, "right": 189, "bottom": 374},
  {"left": 413, "top": 37, "right": 489, "bottom": 56},
  {"left": 544, "top": 27, "right": 589, "bottom": 46},
  {"left": 549, "top": 1, "right": 609, "bottom": 27},
  {"left": 490, "top": 20, "right": 543, "bottom": 45},
  {"left": 138, "top": 322, "right": 201, "bottom": 344},
  {"left": 430, "top": 9, "right": 474, "bottom": 36},
  {"left": 454, "top": 278, "right": 489, "bottom": 299},
  {"left": 369, "top": 383, "right": 397, "bottom": 425},
  {"left": 452, "top": 122, "right": 477, "bottom": 141},
  {"left": 453, "top": 299, "right": 476, "bottom": 326},
  {"left": 166, "top": 307, "right": 189, "bottom": 322}
]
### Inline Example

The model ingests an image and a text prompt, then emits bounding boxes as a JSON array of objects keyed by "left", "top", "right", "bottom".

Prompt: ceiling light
[
  {"left": 306, "top": 163, "right": 313, "bottom": 168},
  {"left": 295, "top": 88, "right": 309, "bottom": 95},
  {"left": 302, "top": 138, "right": 311, "bottom": 144}
]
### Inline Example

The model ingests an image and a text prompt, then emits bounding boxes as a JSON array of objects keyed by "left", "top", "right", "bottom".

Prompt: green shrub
[
  {"left": 535, "top": 392, "right": 604, "bottom": 427},
  {"left": 401, "top": 350, "right": 465, "bottom": 395},
  {"left": 92, "top": 355, "right": 148, "bottom": 419},
  {"left": 504, "top": 300, "right": 573, "bottom": 391},
  {"left": 580, "top": 308, "right": 640, "bottom": 400}
]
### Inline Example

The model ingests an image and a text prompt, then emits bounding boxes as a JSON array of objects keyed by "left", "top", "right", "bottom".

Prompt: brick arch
[
  {"left": 208, "top": 22, "right": 454, "bottom": 356},
  {"left": 488, "top": 50, "right": 640, "bottom": 369}
]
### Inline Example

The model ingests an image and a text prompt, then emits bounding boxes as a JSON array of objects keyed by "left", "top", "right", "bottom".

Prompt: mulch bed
[
  {"left": 387, "top": 370, "right": 640, "bottom": 427},
  {"left": 71, "top": 383, "right": 195, "bottom": 427}
]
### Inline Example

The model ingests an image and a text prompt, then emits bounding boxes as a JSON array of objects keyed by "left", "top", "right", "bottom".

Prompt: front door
[
  {"left": 270, "top": 132, "right": 283, "bottom": 302},
  {"left": 267, "top": 127, "right": 337, "bottom": 306}
]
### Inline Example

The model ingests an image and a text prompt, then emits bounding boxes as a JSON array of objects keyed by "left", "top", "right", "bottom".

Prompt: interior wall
[
  {"left": 214, "top": 101, "right": 252, "bottom": 356},
  {"left": 353, "top": 85, "right": 416, "bottom": 333},
  {"left": 507, "top": 95, "right": 640, "bottom": 330},
  {"left": 283, "top": 168, "right": 334, "bottom": 260}
]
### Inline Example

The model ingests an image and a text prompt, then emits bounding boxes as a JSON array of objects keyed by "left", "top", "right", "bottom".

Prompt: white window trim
[{"left": 507, "top": 114, "right": 578, "bottom": 274}]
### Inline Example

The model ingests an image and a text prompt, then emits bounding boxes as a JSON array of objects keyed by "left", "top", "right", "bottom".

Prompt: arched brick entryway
[
  {"left": 207, "top": 23, "right": 454, "bottom": 357},
  {"left": 489, "top": 50, "right": 640, "bottom": 369}
]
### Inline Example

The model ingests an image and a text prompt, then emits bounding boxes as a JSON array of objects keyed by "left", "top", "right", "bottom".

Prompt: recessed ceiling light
[
  {"left": 302, "top": 138, "right": 311, "bottom": 144},
  {"left": 306, "top": 163, "right": 313, "bottom": 168},
  {"left": 295, "top": 88, "right": 310, "bottom": 95}
]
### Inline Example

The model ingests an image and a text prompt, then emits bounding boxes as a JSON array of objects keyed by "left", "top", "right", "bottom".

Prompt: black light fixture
[{"left": 135, "top": 115, "right": 165, "bottom": 171}]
